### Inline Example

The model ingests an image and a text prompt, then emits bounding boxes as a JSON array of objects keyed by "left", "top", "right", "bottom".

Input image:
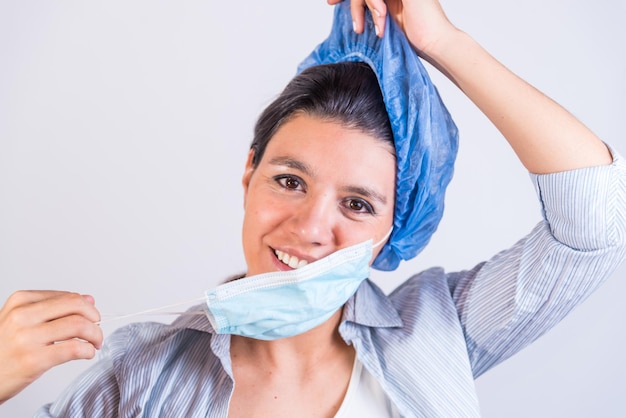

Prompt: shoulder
[
  {"left": 106, "top": 304, "right": 216, "bottom": 360},
  {"left": 387, "top": 267, "right": 452, "bottom": 306},
  {"left": 362, "top": 268, "right": 462, "bottom": 333},
  {"left": 107, "top": 318, "right": 216, "bottom": 372},
  {"left": 105, "top": 321, "right": 189, "bottom": 359}
]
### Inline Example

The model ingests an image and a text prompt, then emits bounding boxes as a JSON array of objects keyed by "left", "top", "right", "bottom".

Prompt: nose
[{"left": 287, "top": 193, "right": 336, "bottom": 247}]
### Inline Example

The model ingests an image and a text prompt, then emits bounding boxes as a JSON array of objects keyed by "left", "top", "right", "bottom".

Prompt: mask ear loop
[
  {"left": 373, "top": 227, "right": 393, "bottom": 249},
  {"left": 96, "top": 296, "right": 206, "bottom": 325},
  {"left": 97, "top": 227, "right": 395, "bottom": 325}
]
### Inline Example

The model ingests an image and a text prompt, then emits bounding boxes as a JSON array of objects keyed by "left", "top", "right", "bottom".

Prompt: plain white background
[{"left": 1, "top": 1, "right": 624, "bottom": 416}]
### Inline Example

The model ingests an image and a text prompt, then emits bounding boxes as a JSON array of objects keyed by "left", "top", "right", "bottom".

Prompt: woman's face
[{"left": 241, "top": 113, "right": 396, "bottom": 277}]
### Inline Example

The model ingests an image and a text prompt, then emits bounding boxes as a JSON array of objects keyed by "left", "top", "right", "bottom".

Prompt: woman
[{"left": 5, "top": 0, "right": 625, "bottom": 416}]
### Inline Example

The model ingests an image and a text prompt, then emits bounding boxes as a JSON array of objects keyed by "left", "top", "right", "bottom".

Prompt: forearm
[{"left": 422, "top": 28, "right": 612, "bottom": 174}]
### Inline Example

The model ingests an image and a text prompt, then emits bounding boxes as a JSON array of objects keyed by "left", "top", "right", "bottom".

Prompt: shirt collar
[
  {"left": 170, "top": 304, "right": 214, "bottom": 333},
  {"left": 342, "top": 279, "right": 403, "bottom": 328}
]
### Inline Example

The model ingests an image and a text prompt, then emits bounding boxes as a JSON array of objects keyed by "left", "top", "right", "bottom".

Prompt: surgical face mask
[{"left": 205, "top": 229, "right": 392, "bottom": 340}]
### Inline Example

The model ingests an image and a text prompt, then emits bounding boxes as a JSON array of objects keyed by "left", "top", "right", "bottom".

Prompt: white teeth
[{"left": 274, "top": 249, "right": 309, "bottom": 269}]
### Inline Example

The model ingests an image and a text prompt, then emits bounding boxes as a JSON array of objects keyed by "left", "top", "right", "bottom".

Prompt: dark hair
[{"left": 250, "top": 62, "right": 394, "bottom": 167}]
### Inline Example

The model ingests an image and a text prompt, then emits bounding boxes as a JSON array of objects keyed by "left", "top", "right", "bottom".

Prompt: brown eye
[
  {"left": 284, "top": 177, "right": 300, "bottom": 189},
  {"left": 349, "top": 200, "right": 364, "bottom": 211},
  {"left": 275, "top": 175, "right": 305, "bottom": 191},
  {"left": 344, "top": 198, "right": 374, "bottom": 214}
]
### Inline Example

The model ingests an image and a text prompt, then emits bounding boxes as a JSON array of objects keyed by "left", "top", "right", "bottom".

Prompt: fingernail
[
  {"left": 352, "top": 20, "right": 357, "bottom": 32},
  {"left": 375, "top": 25, "right": 380, "bottom": 36}
]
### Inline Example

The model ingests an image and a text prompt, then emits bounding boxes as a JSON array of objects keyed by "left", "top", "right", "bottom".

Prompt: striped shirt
[{"left": 36, "top": 151, "right": 626, "bottom": 417}]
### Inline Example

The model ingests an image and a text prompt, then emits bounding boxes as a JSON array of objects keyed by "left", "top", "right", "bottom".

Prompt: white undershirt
[{"left": 334, "top": 357, "right": 401, "bottom": 418}]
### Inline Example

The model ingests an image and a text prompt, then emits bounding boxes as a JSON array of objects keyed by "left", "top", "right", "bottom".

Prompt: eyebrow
[
  {"left": 268, "top": 156, "right": 313, "bottom": 176},
  {"left": 268, "top": 156, "right": 389, "bottom": 206},
  {"left": 345, "top": 185, "right": 388, "bottom": 206}
]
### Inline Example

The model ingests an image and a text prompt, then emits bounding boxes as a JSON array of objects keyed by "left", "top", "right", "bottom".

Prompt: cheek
[
  {"left": 244, "top": 191, "right": 276, "bottom": 225},
  {"left": 242, "top": 186, "right": 286, "bottom": 241}
]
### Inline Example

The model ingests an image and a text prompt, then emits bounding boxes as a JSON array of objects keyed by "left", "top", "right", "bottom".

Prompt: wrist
[{"left": 418, "top": 27, "right": 471, "bottom": 68}]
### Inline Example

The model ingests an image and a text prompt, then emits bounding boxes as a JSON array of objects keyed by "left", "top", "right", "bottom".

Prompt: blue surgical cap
[{"left": 297, "top": 2, "right": 459, "bottom": 271}]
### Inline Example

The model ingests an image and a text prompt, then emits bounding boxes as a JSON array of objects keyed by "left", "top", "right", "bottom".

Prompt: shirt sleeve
[{"left": 448, "top": 146, "right": 626, "bottom": 378}]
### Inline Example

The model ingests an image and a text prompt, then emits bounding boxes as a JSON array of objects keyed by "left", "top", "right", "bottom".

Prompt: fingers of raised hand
[
  {"left": 351, "top": 0, "right": 388, "bottom": 36},
  {"left": 328, "top": 0, "right": 388, "bottom": 37}
]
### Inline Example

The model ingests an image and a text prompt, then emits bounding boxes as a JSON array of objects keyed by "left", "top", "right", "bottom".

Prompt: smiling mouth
[{"left": 274, "top": 250, "right": 309, "bottom": 269}]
